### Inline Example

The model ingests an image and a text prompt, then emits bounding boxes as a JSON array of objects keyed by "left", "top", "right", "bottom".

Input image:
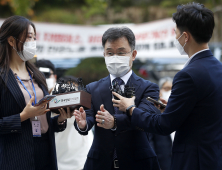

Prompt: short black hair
[
  {"left": 102, "top": 27, "right": 135, "bottom": 50},
  {"left": 172, "top": 2, "right": 214, "bottom": 44},
  {"left": 35, "top": 59, "right": 56, "bottom": 74}
]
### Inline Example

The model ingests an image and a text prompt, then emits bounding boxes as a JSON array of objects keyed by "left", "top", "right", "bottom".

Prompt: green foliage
[
  {"left": 34, "top": 8, "right": 82, "bottom": 24},
  {"left": 161, "top": 0, "right": 221, "bottom": 8},
  {"left": 10, "top": 0, "right": 34, "bottom": 16},
  {"left": 0, "top": 0, "right": 221, "bottom": 24},
  {"left": 82, "top": 0, "right": 107, "bottom": 19},
  {"left": 65, "top": 57, "right": 109, "bottom": 85},
  {"left": 0, "top": 0, "right": 36, "bottom": 17}
]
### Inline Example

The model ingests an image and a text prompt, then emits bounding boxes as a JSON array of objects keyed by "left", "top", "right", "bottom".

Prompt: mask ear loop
[
  {"left": 177, "top": 32, "right": 184, "bottom": 40},
  {"left": 177, "top": 33, "right": 187, "bottom": 49},
  {"left": 12, "top": 45, "right": 17, "bottom": 52},
  {"left": 13, "top": 37, "right": 23, "bottom": 44},
  {"left": 12, "top": 37, "right": 22, "bottom": 52},
  {"left": 182, "top": 42, "right": 187, "bottom": 48}
]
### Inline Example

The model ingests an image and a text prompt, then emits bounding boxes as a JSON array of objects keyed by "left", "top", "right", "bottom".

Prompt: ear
[
  {"left": 103, "top": 52, "right": 105, "bottom": 57},
  {"left": 7, "top": 36, "right": 15, "bottom": 48},
  {"left": 184, "top": 32, "right": 190, "bottom": 43},
  {"left": 132, "top": 50, "right": 137, "bottom": 61}
]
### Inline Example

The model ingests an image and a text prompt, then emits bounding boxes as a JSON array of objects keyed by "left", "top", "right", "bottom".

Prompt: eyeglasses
[{"left": 105, "top": 51, "right": 132, "bottom": 57}]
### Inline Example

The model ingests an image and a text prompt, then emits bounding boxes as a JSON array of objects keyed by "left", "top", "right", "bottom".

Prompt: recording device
[
  {"left": 124, "top": 85, "right": 135, "bottom": 98},
  {"left": 52, "top": 78, "right": 82, "bottom": 95},
  {"left": 35, "top": 95, "right": 56, "bottom": 106},
  {"left": 146, "top": 97, "right": 166, "bottom": 109},
  {"left": 110, "top": 80, "right": 124, "bottom": 100},
  {"left": 49, "top": 78, "right": 91, "bottom": 114},
  {"left": 110, "top": 78, "right": 135, "bottom": 99}
]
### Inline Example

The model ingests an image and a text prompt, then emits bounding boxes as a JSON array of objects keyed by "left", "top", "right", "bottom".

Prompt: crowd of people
[{"left": 0, "top": 2, "right": 221, "bottom": 170}]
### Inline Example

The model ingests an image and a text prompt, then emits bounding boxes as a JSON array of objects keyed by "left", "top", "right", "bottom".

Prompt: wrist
[
  {"left": 58, "top": 120, "right": 66, "bottom": 125},
  {"left": 57, "top": 115, "right": 66, "bottom": 124},
  {"left": 126, "top": 105, "right": 136, "bottom": 117},
  {"left": 129, "top": 107, "right": 135, "bottom": 116},
  {"left": 20, "top": 111, "right": 29, "bottom": 122},
  {"left": 78, "top": 120, "right": 87, "bottom": 131},
  {"left": 111, "top": 115, "right": 117, "bottom": 129}
]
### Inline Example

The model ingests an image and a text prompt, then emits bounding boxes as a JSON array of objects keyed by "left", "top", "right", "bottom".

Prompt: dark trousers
[{"left": 33, "top": 132, "right": 52, "bottom": 170}]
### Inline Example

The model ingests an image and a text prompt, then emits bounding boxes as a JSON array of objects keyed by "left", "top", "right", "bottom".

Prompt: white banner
[{"left": 0, "top": 18, "right": 186, "bottom": 59}]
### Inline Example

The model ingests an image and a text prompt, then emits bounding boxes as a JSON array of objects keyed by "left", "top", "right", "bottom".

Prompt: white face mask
[
  {"left": 161, "top": 90, "right": 171, "bottom": 102},
  {"left": 46, "top": 77, "right": 56, "bottom": 90},
  {"left": 174, "top": 33, "right": 187, "bottom": 55},
  {"left": 13, "top": 40, "right": 36, "bottom": 61},
  {"left": 105, "top": 55, "right": 131, "bottom": 77}
]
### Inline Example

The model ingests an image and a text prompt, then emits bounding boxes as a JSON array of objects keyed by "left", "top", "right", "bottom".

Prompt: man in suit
[
  {"left": 73, "top": 27, "right": 160, "bottom": 170},
  {"left": 112, "top": 3, "right": 222, "bottom": 170}
]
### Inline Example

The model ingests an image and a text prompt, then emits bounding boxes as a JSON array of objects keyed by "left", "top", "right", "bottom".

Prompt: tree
[
  {"left": 65, "top": 57, "right": 109, "bottom": 85},
  {"left": 0, "top": 0, "right": 38, "bottom": 17}
]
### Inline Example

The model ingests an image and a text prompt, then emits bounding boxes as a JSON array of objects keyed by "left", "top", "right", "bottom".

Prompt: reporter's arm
[
  {"left": 0, "top": 114, "right": 22, "bottom": 134},
  {"left": 131, "top": 71, "right": 197, "bottom": 135},
  {"left": 113, "top": 82, "right": 160, "bottom": 133}
]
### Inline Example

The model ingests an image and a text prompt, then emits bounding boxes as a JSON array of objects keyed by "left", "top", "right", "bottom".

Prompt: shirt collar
[
  {"left": 110, "top": 70, "right": 132, "bottom": 85},
  {"left": 183, "top": 49, "right": 209, "bottom": 68}
]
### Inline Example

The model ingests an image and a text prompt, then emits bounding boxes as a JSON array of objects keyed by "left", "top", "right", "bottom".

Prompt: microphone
[
  {"left": 50, "top": 77, "right": 91, "bottom": 114},
  {"left": 110, "top": 78, "right": 135, "bottom": 99},
  {"left": 110, "top": 80, "right": 124, "bottom": 100},
  {"left": 124, "top": 85, "right": 135, "bottom": 98}
]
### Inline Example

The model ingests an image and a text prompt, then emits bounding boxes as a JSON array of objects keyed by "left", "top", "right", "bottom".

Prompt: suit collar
[
  {"left": 0, "top": 69, "right": 26, "bottom": 110},
  {"left": 126, "top": 72, "right": 141, "bottom": 94},
  {"left": 0, "top": 68, "right": 48, "bottom": 110},
  {"left": 188, "top": 50, "right": 213, "bottom": 66},
  {"left": 100, "top": 75, "right": 114, "bottom": 114}
]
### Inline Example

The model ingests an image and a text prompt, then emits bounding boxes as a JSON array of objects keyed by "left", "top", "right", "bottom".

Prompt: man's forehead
[{"left": 104, "top": 37, "right": 130, "bottom": 49}]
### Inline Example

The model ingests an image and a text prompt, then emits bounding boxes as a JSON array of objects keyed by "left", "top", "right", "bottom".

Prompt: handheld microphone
[{"left": 110, "top": 77, "right": 135, "bottom": 99}]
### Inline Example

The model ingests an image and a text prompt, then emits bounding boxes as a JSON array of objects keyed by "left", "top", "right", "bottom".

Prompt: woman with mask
[
  {"left": 149, "top": 77, "right": 173, "bottom": 170},
  {"left": 0, "top": 16, "right": 71, "bottom": 170},
  {"left": 159, "top": 77, "right": 172, "bottom": 102}
]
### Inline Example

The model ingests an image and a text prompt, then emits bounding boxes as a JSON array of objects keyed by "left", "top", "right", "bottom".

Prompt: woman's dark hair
[
  {"left": 172, "top": 2, "right": 215, "bottom": 44},
  {"left": 0, "top": 15, "right": 47, "bottom": 90},
  {"left": 102, "top": 27, "right": 135, "bottom": 50}
]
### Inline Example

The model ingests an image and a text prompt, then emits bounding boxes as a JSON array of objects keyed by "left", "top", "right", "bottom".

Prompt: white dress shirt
[
  {"left": 110, "top": 70, "right": 132, "bottom": 91},
  {"left": 77, "top": 70, "right": 133, "bottom": 132},
  {"left": 183, "top": 49, "right": 209, "bottom": 68}
]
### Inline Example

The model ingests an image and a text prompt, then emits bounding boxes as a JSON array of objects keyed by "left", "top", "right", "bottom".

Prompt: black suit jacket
[
  {"left": 132, "top": 50, "right": 222, "bottom": 170},
  {"left": 74, "top": 72, "right": 160, "bottom": 170},
  {"left": 149, "top": 133, "right": 172, "bottom": 170},
  {"left": 0, "top": 68, "right": 66, "bottom": 170}
]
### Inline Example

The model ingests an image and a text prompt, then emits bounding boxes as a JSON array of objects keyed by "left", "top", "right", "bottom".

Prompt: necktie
[
  {"left": 113, "top": 77, "right": 124, "bottom": 87},
  {"left": 112, "top": 78, "right": 124, "bottom": 160}
]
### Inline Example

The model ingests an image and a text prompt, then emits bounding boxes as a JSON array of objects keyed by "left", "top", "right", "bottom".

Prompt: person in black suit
[
  {"left": 113, "top": 3, "right": 222, "bottom": 170},
  {"left": 0, "top": 16, "right": 71, "bottom": 170},
  {"left": 72, "top": 27, "right": 160, "bottom": 170},
  {"left": 149, "top": 77, "right": 173, "bottom": 170}
]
